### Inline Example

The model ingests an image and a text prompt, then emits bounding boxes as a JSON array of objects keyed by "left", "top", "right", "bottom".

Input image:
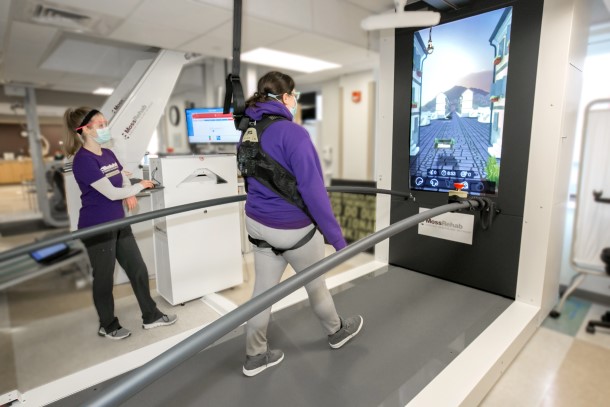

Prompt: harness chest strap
[{"left": 238, "top": 115, "right": 318, "bottom": 254}]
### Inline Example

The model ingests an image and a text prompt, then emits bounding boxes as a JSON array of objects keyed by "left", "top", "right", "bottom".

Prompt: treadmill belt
[{"left": 51, "top": 266, "right": 511, "bottom": 407}]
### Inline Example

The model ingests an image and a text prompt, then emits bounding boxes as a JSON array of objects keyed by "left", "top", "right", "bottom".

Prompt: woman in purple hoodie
[{"left": 241, "top": 71, "right": 363, "bottom": 377}]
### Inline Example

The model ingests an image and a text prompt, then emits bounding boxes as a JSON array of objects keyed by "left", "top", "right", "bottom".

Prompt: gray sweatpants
[{"left": 245, "top": 216, "right": 341, "bottom": 356}]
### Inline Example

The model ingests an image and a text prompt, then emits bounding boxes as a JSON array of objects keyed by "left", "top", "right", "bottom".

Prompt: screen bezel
[
  {"left": 389, "top": 0, "right": 544, "bottom": 299},
  {"left": 185, "top": 107, "right": 242, "bottom": 145},
  {"left": 393, "top": 0, "right": 541, "bottom": 218},
  {"left": 408, "top": 7, "right": 513, "bottom": 197}
]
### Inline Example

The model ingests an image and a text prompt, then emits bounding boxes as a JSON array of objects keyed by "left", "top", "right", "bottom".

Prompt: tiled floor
[
  {"left": 1, "top": 185, "right": 610, "bottom": 406},
  {"left": 481, "top": 298, "right": 610, "bottom": 407}
]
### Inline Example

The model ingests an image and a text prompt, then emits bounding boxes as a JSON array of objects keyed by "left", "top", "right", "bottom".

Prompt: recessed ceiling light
[
  {"left": 241, "top": 48, "right": 340, "bottom": 73},
  {"left": 93, "top": 87, "right": 114, "bottom": 95}
]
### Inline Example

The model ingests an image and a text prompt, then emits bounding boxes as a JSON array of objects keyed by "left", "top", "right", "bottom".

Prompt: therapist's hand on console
[
  {"left": 124, "top": 196, "right": 138, "bottom": 211},
  {"left": 139, "top": 180, "right": 155, "bottom": 189}
]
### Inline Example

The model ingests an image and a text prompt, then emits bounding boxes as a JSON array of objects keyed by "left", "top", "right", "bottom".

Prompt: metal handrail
[
  {"left": 0, "top": 186, "right": 482, "bottom": 405},
  {"left": 0, "top": 195, "right": 246, "bottom": 263},
  {"left": 0, "top": 187, "right": 406, "bottom": 263},
  {"left": 85, "top": 198, "right": 480, "bottom": 407}
]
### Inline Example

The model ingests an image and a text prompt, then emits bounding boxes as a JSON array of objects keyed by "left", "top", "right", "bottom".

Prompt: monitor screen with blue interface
[
  {"left": 185, "top": 107, "right": 242, "bottom": 144},
  {"left": 409, "top": 6, "right": 512, "bottom": 196}
]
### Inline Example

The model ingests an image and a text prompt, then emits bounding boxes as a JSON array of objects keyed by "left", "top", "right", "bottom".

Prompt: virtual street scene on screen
[{"left": 409, "top": 7, "right": 512, "bottom": 196}]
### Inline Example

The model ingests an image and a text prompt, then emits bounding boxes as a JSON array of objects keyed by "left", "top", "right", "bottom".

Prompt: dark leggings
[{"left": 83, "top": 226, "right": 163, "bottom": 331}]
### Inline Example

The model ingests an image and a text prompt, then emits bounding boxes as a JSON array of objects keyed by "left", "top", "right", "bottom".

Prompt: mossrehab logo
[
  {"left": 424, "top": 218, "right": 464, "bottom": 229},
  {"left": 111, "top": 99, "right": 125, "bottom": 114},
  {"left": 122, "top": 104, "right": 147, "bottom": 140}
]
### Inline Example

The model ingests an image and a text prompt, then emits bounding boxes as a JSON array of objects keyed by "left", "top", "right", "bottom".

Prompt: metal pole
[
  {"left": 23, "top": 87, "right": 68, "bottom": 228},
  {"left": 85, "top": 200, "right": 478, "bottom": 407},
  {"left": 232, "top": 0, "right": 242, "bottom": 76}
]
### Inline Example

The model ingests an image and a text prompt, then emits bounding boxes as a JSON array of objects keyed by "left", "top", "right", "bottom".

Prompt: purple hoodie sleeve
[{"left": 284, "top": 126, "right": 347, "bottom": 251}]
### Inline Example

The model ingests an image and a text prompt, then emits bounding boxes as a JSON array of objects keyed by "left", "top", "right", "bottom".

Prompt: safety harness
[{"left": 237, "top": 115, "right": 316, "bottom": 255}]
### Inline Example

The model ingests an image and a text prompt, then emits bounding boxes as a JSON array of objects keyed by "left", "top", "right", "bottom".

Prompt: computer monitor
[
  {"left": 408, "top": 6, "right": 512, "bottom": 196},
  {"left": 185, "top": 107, "right": 242, "bottom": 144}
]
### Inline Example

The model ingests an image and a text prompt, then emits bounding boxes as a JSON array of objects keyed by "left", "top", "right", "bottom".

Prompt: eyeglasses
[{"left": 268, "top": 92, "right": 301, "bottom": 102}]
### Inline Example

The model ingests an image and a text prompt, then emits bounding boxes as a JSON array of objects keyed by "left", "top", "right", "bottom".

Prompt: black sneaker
[
  {"left": 142, "top": 314, "right": 178, "bottom": 330},
  {"left": 98, "top": 326, "right": 131, "bottom": 340},
  {"left": 328, "top": 315, "right": 363, "bottom": 349},
  {"left": 242, "top": 349, "right": 284, "bottom": 377}
]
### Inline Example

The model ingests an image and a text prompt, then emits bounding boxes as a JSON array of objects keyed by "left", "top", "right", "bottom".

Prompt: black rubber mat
[{"left": 50, "top": 265, "right": 511, "bottom": 407}]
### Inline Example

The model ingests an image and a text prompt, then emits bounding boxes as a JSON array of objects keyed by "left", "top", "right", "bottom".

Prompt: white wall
[
  {"left": 339, "top": 71, "right": 375, "bottom": 180},
  {"left": 163, "top": 63, "right": 378, "bottom": 181},
  {"left": 321, "top": 78, "right": 341, "bottom": 180},
  {"left": 516, "top": 0, "right": 589, "bottom": 317}
]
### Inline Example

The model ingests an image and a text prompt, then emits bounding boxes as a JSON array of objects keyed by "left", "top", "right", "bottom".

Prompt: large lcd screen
[
  {"left": 185, "top": 107, "right": 242, "bottom": 144},
  {"left": 409, "top": 7, "right": 512, "bottom": 196}
]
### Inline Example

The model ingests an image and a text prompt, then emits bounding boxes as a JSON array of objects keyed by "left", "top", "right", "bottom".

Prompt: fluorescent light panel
[
  {"left": 93, "top": 87, "right": 114, "bottom": 95},
  {"left": 241, "top": 48, "right": 340, "bottom": 73}
]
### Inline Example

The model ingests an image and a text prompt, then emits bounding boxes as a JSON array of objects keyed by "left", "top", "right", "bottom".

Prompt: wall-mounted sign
[{"left": 351, "top": 91, "right": 362, "bottom": 104}]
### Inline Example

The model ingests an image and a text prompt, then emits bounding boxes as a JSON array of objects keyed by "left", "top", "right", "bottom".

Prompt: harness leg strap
[{"left": 248, "top": 227, "right": 317, "bottom": 255}]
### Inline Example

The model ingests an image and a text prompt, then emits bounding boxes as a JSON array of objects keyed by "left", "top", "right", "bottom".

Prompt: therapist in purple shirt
[
  {"left": 63, "top": 107, "right": 176, "bottom": 340},
  {"left": 241, "top": 72, "right": 364, "bottom": 377}
]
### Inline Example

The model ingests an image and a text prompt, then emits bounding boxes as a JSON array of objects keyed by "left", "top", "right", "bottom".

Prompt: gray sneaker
[
  {"left": 98, "top": 326, "right": 131, "bottom": 340},
  {"left": 328, "top": 315, "right": 363, "bottom": 349},
  {"left": 142, "top": 314, "right": 178, "bottom": 330},
  {"left": 242, "top": 349, "right": 284, "bottom": 377}
]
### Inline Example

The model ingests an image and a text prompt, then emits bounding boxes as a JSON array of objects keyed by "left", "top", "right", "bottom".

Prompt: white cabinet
[{"left": 150, "top": 155, "right": 243, "bottom": 305}]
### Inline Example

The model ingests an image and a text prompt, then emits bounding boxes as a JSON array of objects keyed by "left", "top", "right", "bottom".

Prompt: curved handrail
[
  {"left": 86, "top": 199, "right": 481, "bottom": 407},
  {"left": 0, "top": 187, "right": 410, "bottom": 263}
]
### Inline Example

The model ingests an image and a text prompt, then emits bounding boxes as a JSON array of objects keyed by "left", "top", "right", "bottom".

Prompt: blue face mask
[
  {"left": 268, "top": 92, "right": 298, "bottom": 119},
  {"left": 288, "top": 103, "right": 297, "bottom": 118},
  {"left": 93, "top": 127, "right": 112, "bottom": 144}
]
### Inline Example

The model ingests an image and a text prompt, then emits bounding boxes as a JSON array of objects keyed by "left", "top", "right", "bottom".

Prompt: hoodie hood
[{"left": 245, "top": 100, "right": 292, "bottom": 121}]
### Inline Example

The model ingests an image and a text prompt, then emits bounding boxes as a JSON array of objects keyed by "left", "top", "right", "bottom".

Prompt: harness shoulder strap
[{"left": 238, "top": 115, "right": 309, "bottom": 214}]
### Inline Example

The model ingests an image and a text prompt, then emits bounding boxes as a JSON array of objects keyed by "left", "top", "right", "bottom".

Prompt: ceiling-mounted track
[{"left": 419, "top": 0, "right": 475, "bottom": 11}]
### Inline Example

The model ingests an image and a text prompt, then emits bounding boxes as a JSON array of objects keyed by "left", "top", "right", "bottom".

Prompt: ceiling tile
[
  {"left": 110, "top": 18, "right": 200, "bottom": 49},
  {"left": 3, "top": 21, "right": 65, "bottom": 86},
  {"left": 128, "top": 0, "right": 232, "bottom": 35},
  {"left": 311, "top": 0, "right": 369, "bottom": 48},
  {"left": 50, "top": 72, "right": 120, "bottom": 93},
  {"left": 269, "top": 33, "right": 355, "bottom": 59},
  {"left": 191, "top": 0, "right": 315, "bottom": 31},
  {"left": 180, "top": 16, "right": 299, "bottom": 58},
  {"left": 343, "top": 0, "right": 395, "bottom": 14},
  {"left": 244, "top": 0, "right": 314, "bottom": 31},
  {"left": 177, "top": 22, "right": 232, "bottom": 59},
  {"left": 40, "top": 37, "right": 155, "bottom": 78}
]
